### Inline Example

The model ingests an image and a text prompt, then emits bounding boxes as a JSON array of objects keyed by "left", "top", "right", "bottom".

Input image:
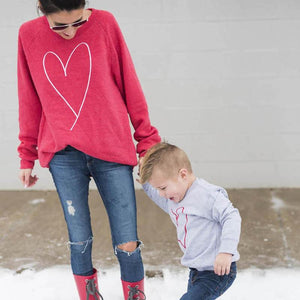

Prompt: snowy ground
[{"left": 1, "top": 265, "right": 300, "bottom": 299}]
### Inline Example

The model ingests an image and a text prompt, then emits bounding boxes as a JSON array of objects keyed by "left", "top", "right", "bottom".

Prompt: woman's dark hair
[{"left": 39, "top": 0, "right": 86, "bottom": 15}]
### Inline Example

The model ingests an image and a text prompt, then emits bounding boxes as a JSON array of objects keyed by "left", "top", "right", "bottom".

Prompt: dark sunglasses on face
[{"left": 50, "top": 18, "right": 88, "bottom": 31}]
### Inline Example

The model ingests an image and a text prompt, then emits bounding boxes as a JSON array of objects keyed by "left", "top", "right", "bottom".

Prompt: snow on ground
[{"left": 1, "top": 265, "right": 300, "bottom": 299}]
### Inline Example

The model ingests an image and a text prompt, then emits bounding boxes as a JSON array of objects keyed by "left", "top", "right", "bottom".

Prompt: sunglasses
[{"left": 50, "top": 18, "right": 88, "bottom": 31}]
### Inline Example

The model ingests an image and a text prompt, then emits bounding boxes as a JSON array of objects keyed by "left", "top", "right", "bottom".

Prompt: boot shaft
[
  {"left": 74, "top": 269, "right": 104, "bottom": 300},
  {"left": 122, "top": 279, "right": 146, "bottom": 300}
]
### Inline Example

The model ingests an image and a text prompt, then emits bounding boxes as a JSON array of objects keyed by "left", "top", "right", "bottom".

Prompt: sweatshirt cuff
[
  {"left": 219, "top": 238, "right": 238, "bottom": 255},
  {"left": 20, "top": 159, "right": 35, "bottom": 169},
  {"left": 139, "top": 150, "right": 147, "bottom": 158}
]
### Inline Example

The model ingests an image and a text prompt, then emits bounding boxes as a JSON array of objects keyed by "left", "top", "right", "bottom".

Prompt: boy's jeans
[
  {"left": 180, "top": 262, "right": 237, "bottom": 300},
  {"left": 49, "top": 146, "right": 144, "bottom": 282}
]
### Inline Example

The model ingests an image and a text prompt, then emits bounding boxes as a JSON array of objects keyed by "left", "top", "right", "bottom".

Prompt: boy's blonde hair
[{"left": 140, "top": 142, "right": 192, "bottom": 184}]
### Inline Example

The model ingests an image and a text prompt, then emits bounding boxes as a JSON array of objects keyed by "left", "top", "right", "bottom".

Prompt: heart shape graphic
[{"left": 43, "top": 42, "right": 92, "bottom": 130}]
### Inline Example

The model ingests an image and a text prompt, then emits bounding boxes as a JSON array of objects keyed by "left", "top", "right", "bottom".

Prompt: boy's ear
[{"left": 178, "top": 168, "right": 188, "bottom": 179}]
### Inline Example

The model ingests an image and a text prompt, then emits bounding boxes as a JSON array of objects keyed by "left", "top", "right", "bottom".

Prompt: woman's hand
[{"left": 18, "top": 169, "right": 38, "bottom": 188}]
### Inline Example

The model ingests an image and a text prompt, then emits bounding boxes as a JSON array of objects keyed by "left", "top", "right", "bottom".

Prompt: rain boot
[
  {"left": 122, "top": 279, "right": 146, "bottom": 300},
  {"left": 74, "top": 268, "right": 104, "bottom": 300}
]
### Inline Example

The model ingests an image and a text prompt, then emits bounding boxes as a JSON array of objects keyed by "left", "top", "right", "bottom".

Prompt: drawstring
[
  {"left": 127, "top": 285, "right": 146, "bottom": 300},
  {"left": 85, "top": 279, "right": 104, "bottom": 300}
]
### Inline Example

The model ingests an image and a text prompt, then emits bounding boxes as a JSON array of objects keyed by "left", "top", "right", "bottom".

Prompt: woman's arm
[
  {"left": 17, "top": 27, "right": 42, "bottom": 170},
  {"left": 105, "top": 13, "right": 161, "bottom": 156}
]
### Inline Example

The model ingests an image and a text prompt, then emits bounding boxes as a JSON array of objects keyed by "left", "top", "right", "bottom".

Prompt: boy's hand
[
  {"left": 138, "top": 156, "right": 145, "bottom": 173},
  {"left": 214, "top": 253, "right": 232, "bottom": 276},
  {"left": 136, "top": 156, "right": 145, "bottom": 184}
]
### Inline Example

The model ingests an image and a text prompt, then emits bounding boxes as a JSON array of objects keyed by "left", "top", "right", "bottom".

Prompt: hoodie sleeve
[
  {"left": 142, "top": 183, "right": 169, "bottom": 214},
  {"left": 17, "top": 27, "right": 42, "bottom": 169},
  {"left": 105, "top": 12, "right": 160, "bottom": 157},
  {"left": 212, "top": 189, "right": 242, "bottom": 255}
]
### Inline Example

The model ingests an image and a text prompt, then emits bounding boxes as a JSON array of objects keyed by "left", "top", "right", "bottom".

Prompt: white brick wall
[{"left": 2, "top": 0, "right": 300, "bottom": 189}]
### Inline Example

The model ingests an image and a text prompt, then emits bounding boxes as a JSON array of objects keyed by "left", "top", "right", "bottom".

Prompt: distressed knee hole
[
  {"left": 118, "top": 241, "right": 137, "bottom": 252},
  {"left": 115, "top": 240, "right": 143, "bottom": 256}
]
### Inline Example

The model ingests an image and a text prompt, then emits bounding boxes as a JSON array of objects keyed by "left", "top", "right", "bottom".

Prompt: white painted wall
[{"left": 1, "top": 0, "right": 300, "bottom": 189}]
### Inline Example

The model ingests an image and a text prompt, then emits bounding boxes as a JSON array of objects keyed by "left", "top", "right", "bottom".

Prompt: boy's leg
[{"left": 180, "top": 263, "right": 237, "bottom": 300}]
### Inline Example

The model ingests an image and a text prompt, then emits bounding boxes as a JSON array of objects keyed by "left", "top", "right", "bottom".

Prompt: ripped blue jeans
[
  {"left": 49, "top": 146, "right": 144, "bottom": 282},
  {"left": 180, "top": 262, "right": 237, "bottom": 300}
]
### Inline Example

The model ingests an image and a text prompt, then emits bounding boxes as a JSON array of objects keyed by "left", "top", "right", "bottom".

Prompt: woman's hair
[
  {"left": 38, "top": 0, "right": 86, "bottom": 15},
  {"left": 140, "top": 142, "right": 193, "bottom": 184}
]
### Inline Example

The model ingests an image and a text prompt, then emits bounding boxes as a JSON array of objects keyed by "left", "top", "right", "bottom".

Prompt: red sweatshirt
[{"left": 17, "top": 9, "right": 160, "bottom": 169}]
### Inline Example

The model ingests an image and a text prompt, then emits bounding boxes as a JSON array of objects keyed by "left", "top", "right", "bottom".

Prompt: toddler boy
[{"left": 139, "top": 142, "right": 241, "bottom": 300}]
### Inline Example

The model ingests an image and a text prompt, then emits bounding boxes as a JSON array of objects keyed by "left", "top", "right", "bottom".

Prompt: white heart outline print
[{"left": 43, "top": 42, "right": 92, "bottom": 131}]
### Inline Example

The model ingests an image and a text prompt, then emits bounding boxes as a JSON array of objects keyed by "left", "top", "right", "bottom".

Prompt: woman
[{"left": 17, "top": 0, "right": 160, "bottom": 299}]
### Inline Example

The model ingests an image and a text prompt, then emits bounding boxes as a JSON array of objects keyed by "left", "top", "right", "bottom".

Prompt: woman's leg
[
  {"left": 49, "top": 146, "right": 94, "bottom": 276},
  {"left": 88, "top": 158, "right": 145, "bottom": 296}
]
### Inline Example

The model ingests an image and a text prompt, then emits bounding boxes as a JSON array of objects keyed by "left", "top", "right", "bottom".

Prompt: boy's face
[{"left": 149, "top": 168, "right": 189, "bottom": 203}]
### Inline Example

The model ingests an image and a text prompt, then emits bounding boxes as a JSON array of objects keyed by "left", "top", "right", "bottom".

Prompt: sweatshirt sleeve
[
  {"left": 17, "top": 28, "right": 42, "bottom": 169},
  {"left": 105, "top": 13, "right": 160, "bottom": 156},
  {"left": 212, "top": 190, "right": 241, "bottom": 255},
  {"left": 142, "top": 183, "right": 169, "bottom": 214}
]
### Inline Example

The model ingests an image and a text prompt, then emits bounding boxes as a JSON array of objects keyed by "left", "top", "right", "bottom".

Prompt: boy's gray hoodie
[{"left": 143, "top": 178, "right": 241, "bottom": 271}]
